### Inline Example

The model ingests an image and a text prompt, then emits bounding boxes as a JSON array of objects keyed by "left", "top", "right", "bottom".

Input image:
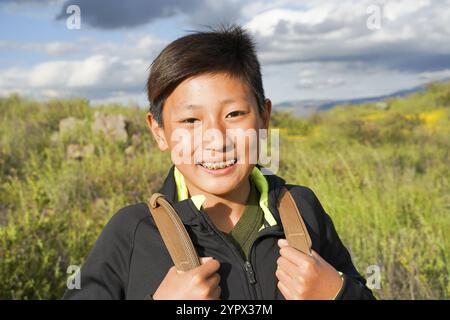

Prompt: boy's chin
[{"left": 188, "top": 163, "right": 249, "bottom": 196}]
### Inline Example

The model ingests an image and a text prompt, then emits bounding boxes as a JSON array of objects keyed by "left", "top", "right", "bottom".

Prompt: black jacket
[{"left": 63, "top": 165, "right": 375, "bottom": 300}]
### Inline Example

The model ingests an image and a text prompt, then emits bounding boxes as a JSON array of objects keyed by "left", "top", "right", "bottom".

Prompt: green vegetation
[{"left": 1, "top": 82, "right": 449, "bottom": 299}]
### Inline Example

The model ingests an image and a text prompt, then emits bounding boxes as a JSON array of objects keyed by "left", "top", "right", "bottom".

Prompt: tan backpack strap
[
  {"left": 147, "top": 185, "right": 311, "bottom": 271},
  {"left": 277, "top": 186, "right": 312, "bottom": 255},
  {"left": 147, "top": 193, "right": 200, "bottom": 272}
]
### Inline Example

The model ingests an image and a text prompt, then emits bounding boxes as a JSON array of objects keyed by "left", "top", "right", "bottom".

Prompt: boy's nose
[
  {"left": 198, "top": 123, "right": 234, "bottom": 155},
  {"left": 202, "top": 131, "right": 234, "bottom": 155}
]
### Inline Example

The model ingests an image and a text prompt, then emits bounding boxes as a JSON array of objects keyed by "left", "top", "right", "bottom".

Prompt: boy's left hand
[{"left": 276, "top": 238, "right": 343, "bottom": 300}]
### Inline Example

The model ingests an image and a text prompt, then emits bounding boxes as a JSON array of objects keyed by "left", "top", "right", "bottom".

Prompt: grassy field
[{"left": 0, "top": 82, "right": 449, "bottom": 299}]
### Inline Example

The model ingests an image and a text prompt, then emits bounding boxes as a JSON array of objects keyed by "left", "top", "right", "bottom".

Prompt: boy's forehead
[{"left": 167, "top": 73, "right": 254, "bottom": 107}]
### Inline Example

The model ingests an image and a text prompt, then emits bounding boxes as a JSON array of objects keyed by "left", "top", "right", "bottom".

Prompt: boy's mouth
[{"left": 197, "top": 158, "right": 236, "bottom": 170}]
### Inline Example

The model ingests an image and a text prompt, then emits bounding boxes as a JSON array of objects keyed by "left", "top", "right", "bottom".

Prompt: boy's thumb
[{"left": 200, "top": 257, "right": 214, "bottom": 264}]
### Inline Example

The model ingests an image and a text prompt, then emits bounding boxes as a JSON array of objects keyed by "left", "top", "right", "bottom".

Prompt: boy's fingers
[
  {"left": 172, "top": 265, "right": 186, "bottom": 275},
  {"left": 279, "top": 244, "right": 313, "bottom": 267},
  {"left": 206, "top": 273, "right": 221, "bottom": 288},
  {"left": 276, "top": 267, "right": 299, "bottom": 293},
  {"left": 278, "top": 238, "right": 316, "bottom": 258},
  {"left": 277, "top": 281, "right": 293, "bottom": 300},
  {"left": 277, "top": 256, "right": 300, "bottom": 278},
  {"left": 277, "top": 238, "right": 289, "bottom": 247},
  {"left": 309, "top": 249, "right": 321, "bottom": 260},
  {"left": 173, "top": 257, "right": 214, "bottom": 274},
  {"left": 196, "top": 257, "right": 220, "bottom": 277},
  {"left": 211, "top": 286, "right": 222, "bottom": 300},
  {"left": 200, "top": 257, "right": 213, "bottom": 264}
]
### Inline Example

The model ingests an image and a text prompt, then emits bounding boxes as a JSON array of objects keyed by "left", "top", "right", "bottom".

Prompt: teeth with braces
[{"left": 201, "top": 159, "right": 236, "bottom": 169}]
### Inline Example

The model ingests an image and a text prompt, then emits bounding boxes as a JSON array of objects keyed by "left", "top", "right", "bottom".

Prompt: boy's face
[{"left": 147, "top": 72, "right": 271, "bottom": 197}]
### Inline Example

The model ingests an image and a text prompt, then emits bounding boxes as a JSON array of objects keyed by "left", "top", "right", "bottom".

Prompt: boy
[{"left": 63, "top": 25, "right": 375, "bottom": 300}]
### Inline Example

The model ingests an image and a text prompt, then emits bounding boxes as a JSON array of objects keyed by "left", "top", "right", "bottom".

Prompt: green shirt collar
[{"left": 173, "top": 166, "right": 277, "bottom": 230}]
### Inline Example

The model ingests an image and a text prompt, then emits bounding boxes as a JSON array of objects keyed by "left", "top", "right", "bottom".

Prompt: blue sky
[{"left": 1, "top": 0, "right": 450, "bottom": 106}]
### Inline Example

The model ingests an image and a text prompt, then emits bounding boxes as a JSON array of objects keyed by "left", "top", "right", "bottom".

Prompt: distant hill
[{"left": 273, "top": 82, "right": 438, "bottom": 117}]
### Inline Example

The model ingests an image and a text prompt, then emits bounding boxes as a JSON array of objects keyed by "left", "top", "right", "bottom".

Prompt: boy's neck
[{"left": 184, "top": 176, "right": 251, "bottom": 233}]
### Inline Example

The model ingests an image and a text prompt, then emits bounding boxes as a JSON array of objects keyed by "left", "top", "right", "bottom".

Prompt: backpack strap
[
  {"left": 277, "top": 186, "right": 312, "bottom": 255},
  {"left": 147, "top": 193, "right": 200, "bottom": 272},
  {"left": 147, "top": 186, "right": 312, "bottom": 271}
]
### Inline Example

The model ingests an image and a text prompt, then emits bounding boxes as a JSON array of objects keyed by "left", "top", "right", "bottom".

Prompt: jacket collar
[{"left": 157, "top": 164, "right": 287, "bottom": 227}]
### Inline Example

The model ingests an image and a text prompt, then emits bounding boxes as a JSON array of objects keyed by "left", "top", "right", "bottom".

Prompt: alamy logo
[
  {"left": 66, "top": 265, "right": 81, "bottom": 290},
  {"left": 366, "top": 4, "right": 382, "bottom": 30},
  {"left": 66, "top": 5, "right": 81, "bottom": 30},
  {"left": 366, "top": 264, "right": 381, "bottom": 290}
]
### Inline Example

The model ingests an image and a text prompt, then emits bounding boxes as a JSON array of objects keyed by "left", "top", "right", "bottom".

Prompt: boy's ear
[
  {"left": 261, "top": 98, "right": 272, "bottom": 130},
  {"left": 146, "top": 112, "right": 169, "bottom": 151}
]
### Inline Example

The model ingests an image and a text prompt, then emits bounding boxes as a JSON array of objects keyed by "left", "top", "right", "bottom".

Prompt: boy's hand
[
  {"left": 153, "top": 257, "right": 221, "bottom": 300},
  {"left": 276, "top": 239, "right": 343, "bottom": 300}
]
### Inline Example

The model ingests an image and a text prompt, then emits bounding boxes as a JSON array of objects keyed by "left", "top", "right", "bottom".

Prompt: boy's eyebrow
[
  {"left": 220, "top": 98, "right": 237, "bottom": 105},
  {"left": 183, "top": 104, "right": 202, "bottom": 110},
  {"left": 179, "top": 98, "right": 239, "bottom": 110}
]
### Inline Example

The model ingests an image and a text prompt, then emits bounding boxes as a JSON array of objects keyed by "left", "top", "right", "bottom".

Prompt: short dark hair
[{"left": 146, "top": 24, "right": 266, "bottom": 126}]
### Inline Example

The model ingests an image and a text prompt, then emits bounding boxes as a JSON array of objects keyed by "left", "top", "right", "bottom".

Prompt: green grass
[{"left": 0, "top": 82, "right": 449, "bottom": 299}]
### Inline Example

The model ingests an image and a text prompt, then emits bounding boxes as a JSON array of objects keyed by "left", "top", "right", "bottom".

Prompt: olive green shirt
[{"left": 221, "top": 178, "right": 264, "bottom": 260}]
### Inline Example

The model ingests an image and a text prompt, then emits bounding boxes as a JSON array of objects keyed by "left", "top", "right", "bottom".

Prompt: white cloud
[
  {"left": 0, "top": 33, "right": 168, "bottom": 104},
  {"left": 246, "top": 0, "right": 450, "bottom": 70},
  {"left": 45, "top": 42, "right": 77, "bottom": 56},
  {"left": 1, "top": 0, "right": 450, "bottom": 104},
  {"left": 382, "top": 0, "right": 430, "bottom": 21},
  {"left": 0, "top": 34, "right": 168, "bottom": 58},
  {"left": 296, "top": 76, "right": 345, "bottom": 89},
  {"left": 262, "top": 60, "right": 449, "bottom": 103},
  {"left": 417, "top": 69, "right": 450, "bottom": 82},
  {"left": 0, "top": 53, "right": 149, "bottom": 104},
  {"left": 0, "top": 40, "right": 79, "bottom": 57},
  {"left": 26, "top": 55, "right": 116, "bottom": 88}
]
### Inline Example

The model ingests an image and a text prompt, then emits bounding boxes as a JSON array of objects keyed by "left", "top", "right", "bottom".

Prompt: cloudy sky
[{"left": 1, "top": 0, "right": 449, "bottom": 106}]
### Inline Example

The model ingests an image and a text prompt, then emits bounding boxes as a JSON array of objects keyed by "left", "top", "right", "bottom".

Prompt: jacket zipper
[
  {"left": 246, "top": 226, "right": 285, "bottom": 299},
  {"left": 196, "top": 201, "right": 285, "bottom": 300},
  {"left": 194, "top": 205, "right": 260, "bottom": 300},
  {"left": 244, "top": 261, "right": 256, "bottom": 284},
  {"left": 187, "top": 192, "right": 286, "bottom": 299}
]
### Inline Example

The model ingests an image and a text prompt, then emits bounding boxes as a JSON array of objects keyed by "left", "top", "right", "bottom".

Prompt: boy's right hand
[{"left": 152, "top": 257, "right": 221, "bottom": 300}]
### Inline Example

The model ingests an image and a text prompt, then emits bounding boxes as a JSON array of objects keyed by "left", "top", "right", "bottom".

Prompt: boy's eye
[
  {"left": 181, "top": 118, "right": 199, "bottom": 124},
  {"left": 226, "top": 111, "right": 247, "bottom": 118}
]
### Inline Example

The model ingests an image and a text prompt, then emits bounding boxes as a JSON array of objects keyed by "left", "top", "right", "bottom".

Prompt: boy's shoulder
[
  {"left": 262, "top": 168, "right": 323, "bottom": 208},
  {"left": 284, "top": 184, "right": 323, "bottom": 209},
  {"left": 281, "top": 183, "right": 330, "bottom": 233},
  {"left": 99, "top": 202, "right": 152, "bottom": 241},
  {"left": 113, "top": 202, "right": 150, "bottom": 221}
]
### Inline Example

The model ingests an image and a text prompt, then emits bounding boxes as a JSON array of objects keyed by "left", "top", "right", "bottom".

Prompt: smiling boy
[{"left": 63, "top": 25, "right": 375, "bottom": 300}]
